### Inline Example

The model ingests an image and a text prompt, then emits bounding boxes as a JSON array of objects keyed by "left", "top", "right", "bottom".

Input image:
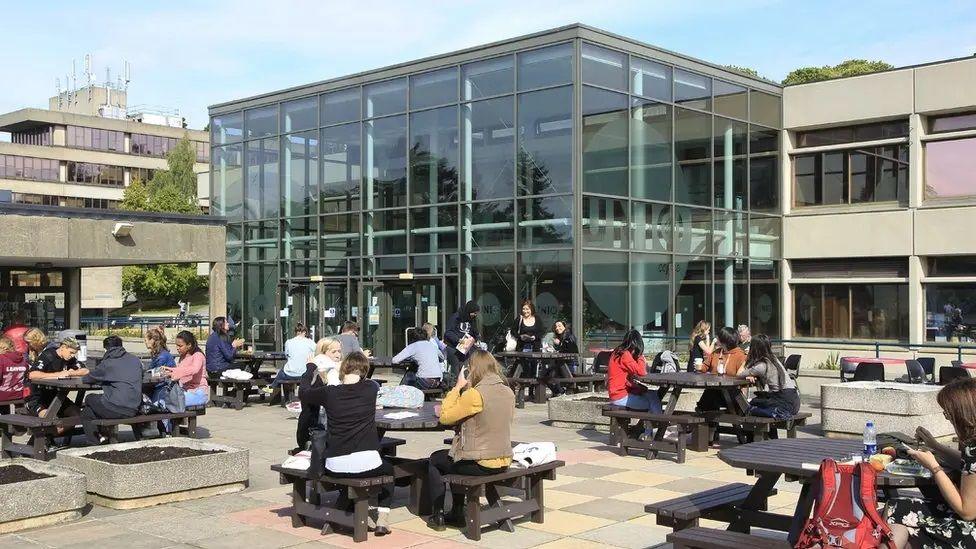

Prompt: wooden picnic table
[
  {"left": 719, "top": 437, "right": 933, "bottom": 544},
  {"left": 234, "top": 350, "right": 286, "bottom": 378},
  {"left": 638, "top": 372, "right": 750, "bottom": 415},
  {"left": 495, "top": 351, "right": 585, "bottom": 406},
  {"left": 374, "top": 402, "right": 446, "bottom": 438},
  {"left": 32, "top": 374, "right": 164, "bottom": 418}
]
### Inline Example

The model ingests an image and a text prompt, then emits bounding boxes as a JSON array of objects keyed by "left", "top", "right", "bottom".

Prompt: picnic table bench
[
  {"left": 646, "top": 482, "right": 776, "bottom": 531},
  {"left": 0, "top": 398, "right": 24, "bottom": 415},
  {"left": 704, "top": 412, "right": 812, "bottom": 442},
  {"left": 603, "top": 406, "right": 708, "bottom": 462},
  {"left": 510, "top": 374, "right": 606, "bottom": 407},
  {"left": 496, "top": 352, "right": 599, "bottom": 406},
  {"left": 209, "top": 376, "right": 270, "bottom": 410},
  {"left": 667, "top": 527, "right": 790, "bottom": 548}
]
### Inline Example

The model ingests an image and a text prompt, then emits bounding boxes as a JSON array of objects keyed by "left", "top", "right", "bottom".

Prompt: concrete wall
[
  {"left": 783, "top": 210, "right": 913, "bottom": 259},
  {"left": 783, "top": 69, "right": 914, "bottom": 129},
  {"left": 914, "top": 57, "right": 976, "bottom": 114},
  {"left": 81, "top": 266, "right": 124, "bottom": 309}
]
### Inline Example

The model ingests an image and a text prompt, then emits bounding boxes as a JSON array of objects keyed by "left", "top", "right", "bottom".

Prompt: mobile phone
[
  {"left": 460, "top": 367, "right": 469, "bottom": 379},
  {"left": 901, "top": 442, "right": 916, "bottom": 452}
]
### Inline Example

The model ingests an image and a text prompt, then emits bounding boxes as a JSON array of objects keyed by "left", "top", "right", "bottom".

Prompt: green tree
[
  {"left": 783, "top": 59, "right": 894, "bottom": 85},
  {"left": 724, "top": 65, "right": 761, "bottom": 79},
  {"left": 119, "top": 135, "right": 207, "bottom": 303}
]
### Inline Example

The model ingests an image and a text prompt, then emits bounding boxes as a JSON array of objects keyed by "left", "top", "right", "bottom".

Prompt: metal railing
[{"left": 81, "top": 315, "right": 209, "bottom": 339}]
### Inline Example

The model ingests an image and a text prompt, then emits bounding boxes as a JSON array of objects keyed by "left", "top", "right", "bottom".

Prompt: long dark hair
[
  {"left": 175, "top": 330, "right": 202, "bottom": 357},
  {"left": 211, "top": 316, "right": 227, "bottom": 334},
  {"left": 746, "top": 334, "right": 777, "bottom": 368},
  {"left": 612, "top": 330, "right": 644, "bottom": 361},
  {"left": 715, "top": 326, "right": 739, "bottom": 352}
]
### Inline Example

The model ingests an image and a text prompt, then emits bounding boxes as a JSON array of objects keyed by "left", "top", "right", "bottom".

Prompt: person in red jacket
[
  {"left": 0, "top": 336, "right": 28, "bottom": 401},
  {"left": 607, "top": 330, "right": 662, "bottom": 413},
  {"left": 2, "top": 312, "right": 29, "bottom": 355}
]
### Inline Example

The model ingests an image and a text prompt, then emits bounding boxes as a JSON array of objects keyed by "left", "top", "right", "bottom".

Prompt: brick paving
[{"left": 0, "top": 371, "right": 820, "bottom": 548}]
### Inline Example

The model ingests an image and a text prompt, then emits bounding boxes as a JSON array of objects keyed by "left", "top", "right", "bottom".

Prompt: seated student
[
  {"left": 80, "top": 336, "right": 143, "bottom": 445},
  {"left": 205, "top": 317, "right": 244, "bottom": 375},
  {"left": 145, "top": 328, "right": 175, "bottom": 370},
  {"left": 23, "top": 328, "right": 49, "bottom": 367},
  {"left": 2, "top": 312, "right": 29, "bottom": 354},
  {"left": 338, "top": 321, "right": 372, "bottom": 359},
  {"left": 422, "top": 322, "right": 447, "bottom": 353},
  {"left": 695, "top": 326, "right": 748, "bottom": 414},
  {"left": 293, "top": 336, "right": 344, "bottom": 452},
  {"left": 736, "top": 334, "right": 799, "bottom": 420},
  {"left": 267, "top": 323, "right": 316, "bottom": 392},
  {"left": 298, "top": 352, "right": 393, "bottom": 536},
  {"left": 0, "top": 337, "right": 28, "bottom": 402},
  {"left": 310, "top": 336, "right": 343, "bottom": 386},
  {"left": 164, "top": 330, "right": 210, "bottom": 408},
  {"left": 606, "top": 330, "right": 662, "bottom": 440},
  {"left": 887, "top": 377, "right": 976, "bottom": 549},
  {"left": 426, "top": 350, "right": 515, "bottom": 531},
  {"left": 25, "top": 337, "right": 89, "bottom": 432},
  {"left": 546, "top": 321, "right": 580, "bottom": 397},
  {"left": 394, "top": 327, "right": 445, "bottom": 390}
]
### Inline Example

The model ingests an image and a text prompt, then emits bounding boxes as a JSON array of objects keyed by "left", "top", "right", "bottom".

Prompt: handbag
[
  {"left": 151, "top": 380, "right": 186, "bottom": 413},
  {"left": 505, "top": 317, "right": 522, "bottom": 352},
  {"left": 307, "top": 427, "right": 328, "bottom": 477}
]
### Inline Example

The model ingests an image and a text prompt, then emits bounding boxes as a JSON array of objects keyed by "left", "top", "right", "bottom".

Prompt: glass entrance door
[{"left": 360, "top": 279, "right": 449, "bottom": 357}]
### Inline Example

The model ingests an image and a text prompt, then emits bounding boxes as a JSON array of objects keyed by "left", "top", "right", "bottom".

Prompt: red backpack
[{"left": 794, "top": 459, "right": 896, "bottom": 549}]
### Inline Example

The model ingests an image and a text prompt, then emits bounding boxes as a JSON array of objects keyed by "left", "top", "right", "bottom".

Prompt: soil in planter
[
  {"left": 580, "top": 396, "right": 610, "bottom": 402},
  {"left": 87, "top": 446, "right": 225, "bottom": 465},
  {"left": 0, "top": 464, "right": 53, "bottom": 485}
]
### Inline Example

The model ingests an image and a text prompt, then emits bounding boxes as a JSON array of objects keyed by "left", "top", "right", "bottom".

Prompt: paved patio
[{"left": 0, "top": 371, "right": 820, "bottom": 549}]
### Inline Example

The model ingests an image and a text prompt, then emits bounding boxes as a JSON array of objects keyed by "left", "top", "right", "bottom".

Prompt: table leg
[
  {"left": 664, "top": 386, "right": 682, "bottom": 414},
  {"left": 44, "top": 390, "right": 68, "bottom": 419},
  {"left": 727, "top": 472, "right": 780, "bottom": 533},
  {"left": 719, "top": 389, "right": 747, "bottom": 444},
  {"left": 788, "top": 480, "right": 817, "bottom": 545}
]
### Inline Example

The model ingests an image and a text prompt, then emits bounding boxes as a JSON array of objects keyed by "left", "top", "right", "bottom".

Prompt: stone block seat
[{"left": 821, "top": 381, "right": 953, "bottom": 438}]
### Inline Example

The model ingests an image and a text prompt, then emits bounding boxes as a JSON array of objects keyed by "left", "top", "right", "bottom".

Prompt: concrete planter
[
  {"left": 55, "top": 438, "right": 248, "bottom": 509},
  {"left": 821, "top": 381, "right": 954, "bottom": 439},
  {"left": 547, "top": 388, "right": 705, "bottom": 430},
  {"left": 797, "top": 368, "right": 843, "bottom": 397},
  {"left": 0, "top": 459, "right": 87, "bottom": 534}
]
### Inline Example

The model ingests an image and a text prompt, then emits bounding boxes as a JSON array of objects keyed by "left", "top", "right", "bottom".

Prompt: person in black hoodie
[
  {"left": 443, "top": 300, "right": 481, "bottom": 376},
  {"left": 80, "top": 336, "right": 143, "bottom": 445}
]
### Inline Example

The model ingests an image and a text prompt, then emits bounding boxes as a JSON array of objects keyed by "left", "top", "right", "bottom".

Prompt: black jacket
[
  {"left": 554, "top": 332, "right": 579, "bottom": 354},
  {"left": 298, "top": 365, "right": 380, "bottom": 459},
  {"left": 511, "top": 316, "right": 545, "bottom": 352},
  {"left": 82, "top": 347, "right": 143, "bottom": 414},
  {"left": 444, "top": 301, "right": 481, "bottom": 348}
]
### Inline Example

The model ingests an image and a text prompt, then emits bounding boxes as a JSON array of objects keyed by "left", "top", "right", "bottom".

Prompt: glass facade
[{"left": 213, "top": 38, "right": 783, "bottom": 352}]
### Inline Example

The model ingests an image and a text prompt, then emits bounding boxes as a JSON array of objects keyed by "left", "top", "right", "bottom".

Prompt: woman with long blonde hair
[
  {"left": 426, "top": 349, "right": 515, "bottom": 530},
  {"left": 23, "top": 328, "right": 48, "bottom": 366},
  {"left": 688, "top": 320, "right": 714, "bottom": 372},
  {"left": 145, "top": 328, "right": 175, "bottom": 369}
]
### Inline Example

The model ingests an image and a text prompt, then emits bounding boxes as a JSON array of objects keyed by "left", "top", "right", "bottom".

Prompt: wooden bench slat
[
  {"left": 645, "top": 483, "right": 765, "bottom": 520},
  {"left": 603, "top": 409, "right": 707, "bottom": 424},
  {"left": 668, "top": 526, "right": 791, "bottom": 549},
  {"left": 444, "top": 460, "right": 563, "bottom": 486}
]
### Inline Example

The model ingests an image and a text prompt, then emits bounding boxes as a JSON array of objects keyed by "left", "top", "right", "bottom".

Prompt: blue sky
[{"left": 3, "top": 1, "right": 974, "bottom": 129}]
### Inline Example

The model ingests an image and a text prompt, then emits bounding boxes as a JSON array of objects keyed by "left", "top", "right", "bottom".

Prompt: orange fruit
[{"left": 870, "top": 460, "right": 885, "bottom": 472}]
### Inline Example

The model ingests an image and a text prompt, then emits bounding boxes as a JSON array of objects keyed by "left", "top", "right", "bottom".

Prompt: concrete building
[
  {"left": 0, "top": 202, "right": 224, "bottom": 332},
  {"left": 0, "top": 88, "right": 210, "bottom": 311},
  {"left": 210, "top": 23, "right": 976, "bottom": 362}
]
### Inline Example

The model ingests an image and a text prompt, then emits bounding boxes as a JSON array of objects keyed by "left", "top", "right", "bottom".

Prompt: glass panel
[
  {"left": 713, "top": 81, "right": 748, "bottom": 120},
  {"left": 244, "top": 221, "right": 279, "bottom": 261},
  {"left": 749, "top": 215, "right": 780, "bottom": 258},
  {"left": 281, "top": 96, "right": 317, "bottom": 133},
  {"left": 925, "top": 138, "right": 976, "bottom": 200},
  {"left": 674, "top": 257, "right": 712, "bottom": 338},
  {"left": 674, "top": 207, "right": 711, "bottom": 255},
  {"left": 714, "top": 258, "right": 748, "bottom": 329},
  {"left": 463, "top": 252, "right": 515, "bottom": 341},
  {"left": 793, "top": 154, "right": 819, "bottom": 207},
  {"left": 713, "top": 117, "right": 747, "bottom": 209},
  {"left": 364, "top": 209, "right": 407, "bottom": 255},
  {"left": 674, "top": 108, "right": 711, "bottom": 206},
  {"left": 823, "top": 285, "right": 850, "bottom": 339},
  {"left": 823, "top": 151, "right": 847, "bottom": 205},
  {"left": 245, "top": 105, "right": 278, "bottom": 139},
  {"left": 582, "top": 87, "right": 628, "bottom": 196},
  {"left": 283, "top": 216, "right": 318, "bottom": 264},
  {"left": 321, "top": 88, "right": 360, "bottom": 126},
  {"left": 630, "top": 57, "right": 672, "bottom": 101},
  {"left": 583, "top": 251, "right": 628, "bottom": 346},
  {"left": 750, "top": 260, "right": 779, "bottom": 338},
  {"left": 581, "top": 195, "right": 627, "bottom": 249},
  {"left": 518, "top": 195, "right": 573, "bottom": 247},
  {"left": 245, "top": 138, "right": 279, "bottom": 220},
  {"left": 411, "top": 205, "right": 458, "bottom": 253},
  {"left": 364, "top": 78, "right": 407, "bottom": 118},
  {"left": 631, "top": 253, "right": 670, "bottom": 337},
  {"left": 321, "top": 122, "right": 362, "bottom": 213},
  {"left": 226, "top": 264, "right": 243, "bottom": 330},
  {"left": 713, "top": 210, "right": 746, "bottom": 257},
  {"left": 517, "top": 86, "right": 573, "bottom": 195},
  {"left": 851, "top": 145, "right": 908, "bottom": 203},
  {"left": 519, "top": 249, "right": 573, "bottom": 328},
  {"left": 581, "top": 43, "right": 627, "bottom": 91},
  {"left": 244, "top": 263, "right": 278, "bottom": 349},
  {"left": 925, "top": 283, "right": 976, "bottom": 342},
  {"left": 211, "top": 112, "right": 243, "bottom": 145},
  {"left": 282, "top": 130, "right": 319, "bottom": 217},
  {"left": 930, "top": 112, "right": 976, "bottom": 133},
  {"left": 226, "top": 224, "right": 243, "bottom": 262},
  {"left": 798, "top": 121, "right": 907, "bottom": 147},
  {"left": 321, "top": 214, "right": 360, "bottom": 274},
  {"left": 851, "top": 284, "right": 909, "bottom": 341},
  {"left": 749, "top": 127, "right": 779, "bottom": 212},
  {"left": 410, "top": 67, "right": 458, "bottom": 109},
  {"left": 212, "top": 143, "right": 243, "bottom": 221},
  {"left": 517, "top": 43, "right": 572, "bottom": 91},
  {"left": 794, "top": 285, "right": 822, "bottom": 338},
  {"left": 630, "top": 201, "right": 671, "bottom": 252},
  {"left": 463, "top": 96, "right": 514, "bottom": 201},
  {"left": 630, "top": 99, "right": 672, "bottom": 202},
  {"left": 463, "top": 200, "right": 515, "bottom": 250},
  {"left": 409, "top": 105, "right": 459, "bottom": 204},
  {"left": 928, "top": 256, "right": 976, "bottom": 277},
  {"left": 674, "top": 69, "right": 711, "bottom": 110},
  {"left": 750, "top": 91, "right": 781, "bottom": 128},
  {"left": 462, "top": 55, "right": 514, "bottom": 100},
  {"left": 364, "top": 115, "right": 407, "bottom": 209}
]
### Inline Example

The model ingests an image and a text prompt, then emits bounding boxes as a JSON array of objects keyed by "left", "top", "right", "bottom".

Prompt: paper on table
[{"left": 383, "top": 411, "right": 419, "bottom": 420}]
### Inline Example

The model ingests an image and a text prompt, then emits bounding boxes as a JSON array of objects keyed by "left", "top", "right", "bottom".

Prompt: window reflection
[
  {"left": 582, "top": 196, "right": 627, "bottom": 249},
  {"left": 410, "top": 67, "right": 458, "bottom": 109},
  {"left": 581, "top": 43, "right": 627, "bottom": 91},
  {"left": 713, "top": 117, "right": 747, "bottom": 209},
  {"left": 364, "top": 78, "right": 407, "bottom": 118},
  {"left": 517, "top": 43, "right": 573, "bottom": 91},
  {"left": 321, "top": 122, "right": 362, "bottom": 213},
  {"left": 321, "top": 88, "right": 360, "bottom": 126},
  {"left": 245, "top": 138, "right": 279, "bottom": 220},
  {"left": 713, "top": 81, "right": 748, "bottom": 120},
  {"left": 631, "top": 253, "right": 670, "bottom": 337},
  {"left": 519, "top": 249, "right": 572, "bottom": 328},
  {"left": 0, "top": 155, "right": 58, "bottom": 182},
  {"left": 630, "top": 201, "right": 671, "bottom": 252},
  {"left": 212, "top": 112, "right": 243, "bottom": 145},
  {"left": 517, "top": 86, "right": 573, "bottom": 195},
  {"left": 674, "top": 69, "right": 711, "bottom": 110},
  {"left": 212, "top": 143, "right": 243, "bottom": 220},
  {"left": 281, "top": 96, "right": 317, "bottom": 133},
  {"left": 409, "top": 106, "right": 459, "bottom": 204},
  {"left": 674, "top": 108, "right": 711, "bottom": 206},
  {"left": 583, "top": 251, "right": 629, "bottom": 343},
  {"left": 411, "top": 205, "right": 459, "bottom": 253},
  {"left": 363, "top": 116, "right": 407, "bottom": 209},
  {"left": 582, "top": 87, "right": 628, "bottom": 196},
  {"left": 925, "top": 137, "right": 976, "bottom": 200},
  {"left": 462, "top": 201, "right": 515, "bottom": 250},
  {"left": 282, "top": 131, "right": 319, "bottom": 217},
  {"left": 463, "top": 97, "right": 514, "bottom": 201},
  {"left": 245, "top": 106, "right": 278, "bottom": 139},
  {"left": 630, "top": 57, "right": 672, "bottom": 101},
  {"left": 462, "top": 55, "right": 514, "bottom": 100},
  {"left": 518, "top": 195, "right": 573, "bottom": 247},
  {"left": 749, "top": 127, "right": 778, "bottom": 212},
  {"left": 66, "top": 126, "right": 123, "bottom": 152},
  {"left": 674, "top": 257, "right": 712, "bottom": 338}
]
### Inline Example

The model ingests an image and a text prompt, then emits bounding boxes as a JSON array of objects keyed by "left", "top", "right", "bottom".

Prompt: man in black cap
[
  {"left": 443, "top": 300, "right": 481, "bottom": 376},
  {"left": 79, "top": 336, "right": 143, "bottom": 444}
]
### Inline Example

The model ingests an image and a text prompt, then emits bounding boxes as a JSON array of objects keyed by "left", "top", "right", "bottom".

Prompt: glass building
[{"left": 210, "top": 25, "right": 782, "bottom": 355}]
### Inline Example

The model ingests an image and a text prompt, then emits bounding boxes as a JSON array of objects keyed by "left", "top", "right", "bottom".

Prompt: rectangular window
[
  {"left": 796, "top": 120, "right": 908, "bottom": 148},
  {"left": 410, "top": 67, "right": 458, "bottom": 110},
  {"left": 517, "top": 43, "right": 572, "bottom": 91},
  {"left": 793, "top": 146, "right": 908, "bottom": 206},
  {"left": 925, "top": 137, "right": 976, "bottom": 200},
  {"left": 517, "top": 86, "right": 573, "bottom": 195},
  {"left": 131, "top": 133, "right": 180, "bottom": 157},
  {"left": 0, "top": 155, "right": 58, "bottom": 182},
  {"left": 925, "top": 283, "right": 976, "bottom": 342},
  {"left": 65, "top": 126, "right": 123, "bottom": 152},
  {"left": 930, "top": 112, "right": 976, "bottom": 133},
  {"left": 793, "top": 283, "right": 908, "bottom": 341},
  {"left": 582, "top": 87, "right": 628, "bottom": 196},
  {"left": 66, "top": 162, "right": 123, "bottom": 186},
  {"left": 462, "top": 55, "right": 514, "bottom": 100}
]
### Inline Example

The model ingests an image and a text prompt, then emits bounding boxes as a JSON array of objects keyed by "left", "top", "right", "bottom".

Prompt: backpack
[{"left": 794, "top": 459, "right": 896, "bottom": 549}]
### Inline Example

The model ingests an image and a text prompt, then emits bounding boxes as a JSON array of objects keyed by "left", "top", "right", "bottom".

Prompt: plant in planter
[
  {"left": 816, "top": 352, "right": 841, "bottom": 370},
  {"left": 0, "top": 459, "right": 87, "bottom": 534}
]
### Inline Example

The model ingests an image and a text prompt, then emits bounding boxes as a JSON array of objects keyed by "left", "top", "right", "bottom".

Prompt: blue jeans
[
  {"left": 161, "top": 387, "right": 209, "bottom": 433},
  {"left": 271, "top": 369, "right": 303, "bottom": 388},
  {"left": 612, "top": 392, "right": 663, "bottom": 414}
]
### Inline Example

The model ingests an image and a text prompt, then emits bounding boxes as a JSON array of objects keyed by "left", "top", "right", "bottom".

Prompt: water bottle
[
  {"left": 717, "top": 360, "right": 726, "bottom": 376},
  {"left": 863, "top": 420, "right": 877, "bottom": 460}
]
